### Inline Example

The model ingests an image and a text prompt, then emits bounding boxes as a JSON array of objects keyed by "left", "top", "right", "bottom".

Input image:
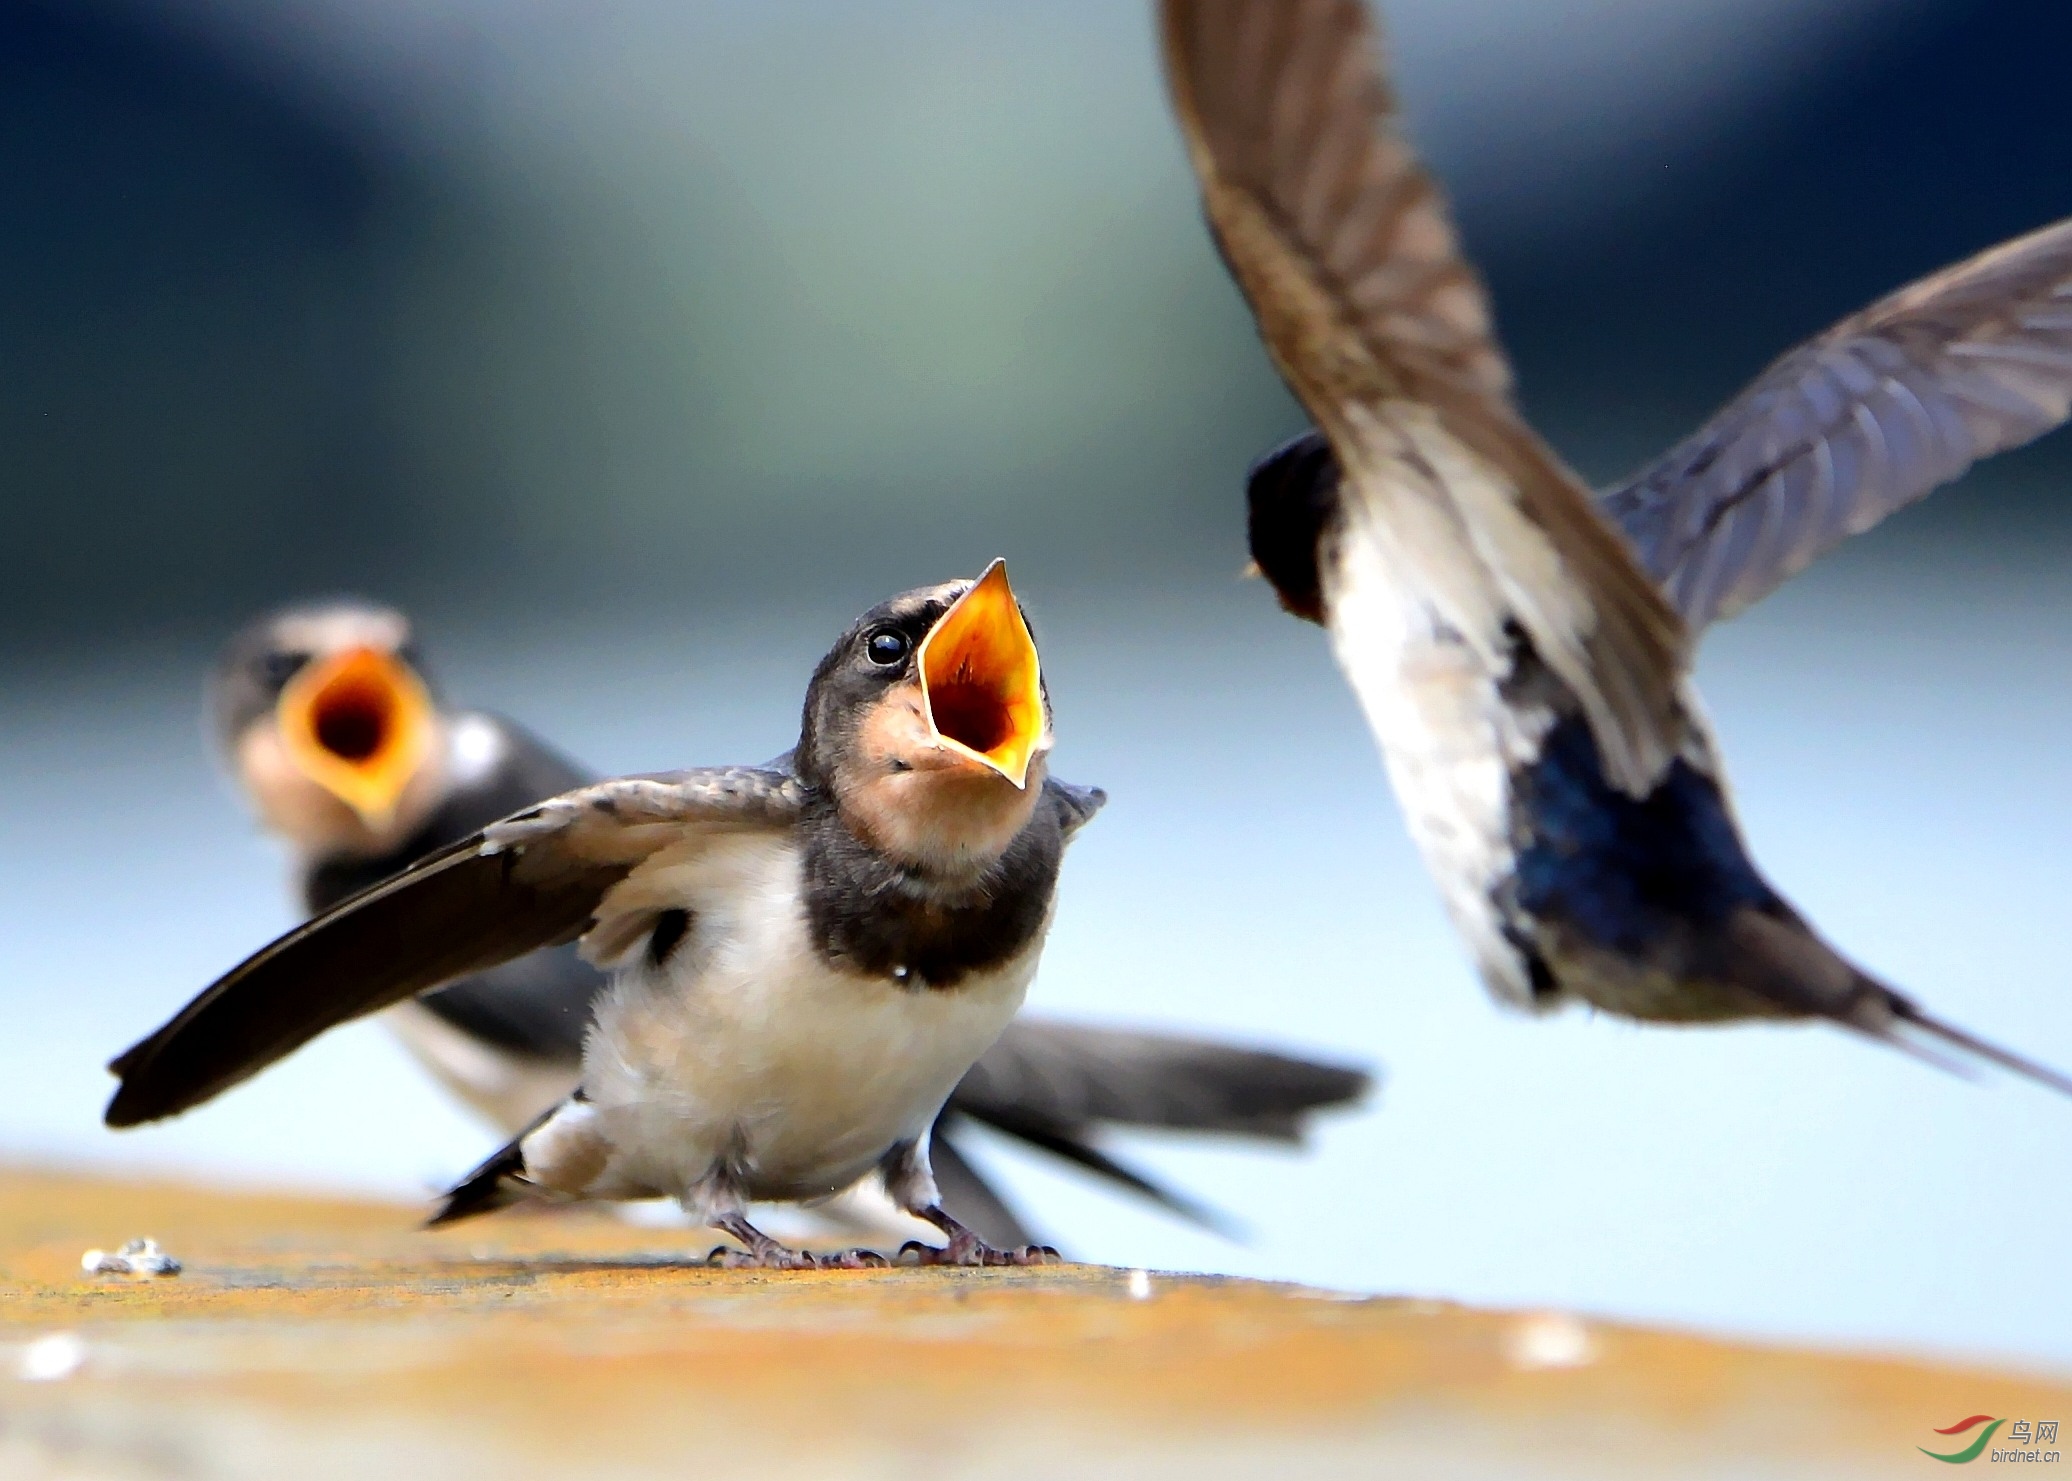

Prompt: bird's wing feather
[
  {"left": 303, "top": 713, "right": 611, "bottom": 1063},
  {"left": 1602, "top": 218, "right": 2072, "bottom": 630},
  {"left": 1159, "top": 0, "right": 1688, "bottom": 795},
  {"left": 951, "top": 1104, "right": 1242, "bottom": 1236},
  {"left": 300, "top": 713, "right": 598, "bottom": 913},
  {"left": 951, "top": 1018, "right": 1371, "bottom": 1142},
  {"left": 1045, "top": 778, "right": 1108, "bottom": 839},
  {"left": 945, "top": 1020, "right": 1369, "bottom": 1236},
  {"left": 106, "top": 767, "right": 805, "bottom": 1126}
]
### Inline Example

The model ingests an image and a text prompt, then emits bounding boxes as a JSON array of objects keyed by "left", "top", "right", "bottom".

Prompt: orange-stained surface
[{"left": 0, "top": 1166, "right": 2059, "bottom": 1479}]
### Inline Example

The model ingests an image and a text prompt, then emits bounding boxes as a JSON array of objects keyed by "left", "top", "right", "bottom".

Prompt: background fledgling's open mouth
[{"left": 276, "top": 647, "right": 435, "bottom": 824}]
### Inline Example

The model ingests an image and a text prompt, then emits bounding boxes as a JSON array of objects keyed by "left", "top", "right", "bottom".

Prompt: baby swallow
[
  {"left": 207, "top": 598, "right": 1368, "bottom": 1247},
  {"left": 120, "top": 567, "right": 1239, "bottom": 1266},
  {"left": 210, "top": 602, "right": 604, "bottom": 1132},
  {"left": 1160, "top": 0, "right": 2072, "bottom": 1087}
]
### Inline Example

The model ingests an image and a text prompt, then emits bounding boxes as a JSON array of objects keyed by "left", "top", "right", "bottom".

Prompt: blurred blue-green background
[{"left": 5, "top": 0, "right": 2072, "bottom": 1368}]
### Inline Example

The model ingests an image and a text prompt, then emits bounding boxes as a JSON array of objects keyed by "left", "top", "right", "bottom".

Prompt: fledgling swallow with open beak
[
  {"left": 118, "top": 566, "right": 1246, "bottom": 1266},
  {"left": 209, "top": 603, "right": 604, "bottom": 1132},
  {"left": 205, "top": 597, "right": 1370, "bottom": 1249},
  {"left": 1160, "top": 0, "right": 2072, "bottom": 1088}
]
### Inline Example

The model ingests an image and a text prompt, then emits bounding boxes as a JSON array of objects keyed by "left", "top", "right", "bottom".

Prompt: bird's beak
[
  {"left": 917, "top": 559, "right": 1048, "bottom": 790},
  {"left": 275, "top": 646, "right": 436, "bottom": 829}
]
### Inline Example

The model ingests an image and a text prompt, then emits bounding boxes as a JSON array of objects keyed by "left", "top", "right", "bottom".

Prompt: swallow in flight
[{"left": 1161, "top": 0, "right": 2072, "bottom": 1089}]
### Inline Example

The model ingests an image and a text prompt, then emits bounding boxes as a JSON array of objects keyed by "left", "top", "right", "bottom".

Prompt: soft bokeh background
[{"left": 6, "top": 0, "right": 2072, "bottom": 1368}]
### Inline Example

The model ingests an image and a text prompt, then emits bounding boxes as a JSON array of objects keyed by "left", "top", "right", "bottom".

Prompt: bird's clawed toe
[
  {"left": 896, "top": 1235, "right": 1060, "bottom": 1267},
  {"left": 996, "top": 1243, "right": 1060, "bottom": 1267},
  {"left": 704, "top": 1241, "right": 897, "bottom": 1270},
  {"left": 815, "top": 1247, "right": 890, "bottom": 1270},
  {"left": 704, "top": 1243, "right": 817, "bottom": 1271}
]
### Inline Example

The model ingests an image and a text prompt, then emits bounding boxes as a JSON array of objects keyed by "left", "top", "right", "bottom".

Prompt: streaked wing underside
[{"left": 1604, "top": 217, "right": 2072, "bottom": 629}]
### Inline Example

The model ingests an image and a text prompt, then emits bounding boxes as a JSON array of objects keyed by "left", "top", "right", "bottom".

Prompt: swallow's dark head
[
  {"left": 1246, "top": 428, "right": 1343, "bottom": 626},
  {"left": 210, "top": 600, "right": 446, "bottom": 854},
  {"left": 800, "top": 561, "right": 1052, "bottom": 873}
]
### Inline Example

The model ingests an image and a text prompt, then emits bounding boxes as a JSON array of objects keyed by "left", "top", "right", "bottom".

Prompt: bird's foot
[
  {"left": 704, "top": 1243, "right": 819, "bottom": 1271},
  {"left": 898, "top": 1203, "right": 1059, "bottom": 1266},
  {"left": 897, "top": 1234, "right": 1059, "bottom": 1267},
  {"left": 813, "top": 1247, "right": 891, "bottom": 1270},
  {"left": 705, "top": 1212, "right": 825, "bottom": 1270}
]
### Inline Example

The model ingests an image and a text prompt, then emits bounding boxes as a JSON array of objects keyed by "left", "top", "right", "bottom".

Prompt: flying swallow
[
  {"left": 204, "top": 598, "right": 1368, "bottom": 1247},
  {"left": 113, "top": 567, "right": 1354, "bottom": 1265},
  {"left": 1159, "top": 0, "right": 2072, "bottom": 1088}
]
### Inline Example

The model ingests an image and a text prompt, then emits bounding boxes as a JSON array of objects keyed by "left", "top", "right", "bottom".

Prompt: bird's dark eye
[
  {"left": 866, "top": 630, "right": 910, "bottom": 667},
  {"left": 260, "top": 651, "right": 311, "bottom": 693}
]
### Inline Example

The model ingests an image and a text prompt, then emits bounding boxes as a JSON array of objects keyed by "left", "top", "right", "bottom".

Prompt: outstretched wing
[
  {"left": 305, "top": 712, "right": 611, "bottom": 1067},
  {"left": 1160, "top": 0, "right": 1688, "bottom": 796},
  {"left": 943, "top": 1018, "right": 1371, "bottom": 1235},
  {"left": 952, "top": 1018, "right": 1371, "bottom": 1143},
  {"left": 1603, "top": 218, "right": 2072, "bottom": 629},
  {"left": 106, "top": 768, "right": 805, "bottom": 1127}
]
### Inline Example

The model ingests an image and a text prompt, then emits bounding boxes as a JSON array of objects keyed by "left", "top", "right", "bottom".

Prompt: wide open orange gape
[
  {"left": 275, "top": 646, "right": 437, "bottom": 827},
  {"left": 916, "top": 560, "right": 1048, "bottom": 789}
]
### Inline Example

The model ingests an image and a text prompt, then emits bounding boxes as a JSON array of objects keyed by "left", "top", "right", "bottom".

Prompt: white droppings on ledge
[
  {"left": 1503, "top": 1311, "right": 1598, "bottom": 1371},
  {"left": 18, "top": 1333, "right": 87, "bottom": 1383},
  {"left": 81, "top": 1237, "right": 181, "bottom": 1278}
]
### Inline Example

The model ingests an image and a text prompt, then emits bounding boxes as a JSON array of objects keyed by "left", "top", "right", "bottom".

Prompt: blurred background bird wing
[
  {"left": 944, "top": 1019, "right": 1373, "bottom": 1235},
  {"left": 1602, "top": 218, "right": 2072, "bottom": 630},
  {"left": 957, "top": 1019, "right": 1369, "bottom": 1142},
  {"left": 1159, "top": 0, "right": 1689, "bottom": 796}
]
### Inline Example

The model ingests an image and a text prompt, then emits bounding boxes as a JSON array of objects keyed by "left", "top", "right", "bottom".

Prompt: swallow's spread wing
[
  {"left": 943, "top": 1018, "right": 1370, "bottom": 1235},
  {"left": 1160, "top": 0, "right": 1688, "bottom": 795},
  {"left": 301, "top": 712, "right": 601, "bottom": 912},
  {"left": 1604, "top": 219, "right": 2072, "bottom": 630},
  {"left": 106, "top": 768, "right": 806, "bottom": 1127},
  {"left": 302, "top": 712, "right": 610, "bottom": 1066},
  {"left": 953, "top": 1018, "right": 1370, "bottom": 1143}
]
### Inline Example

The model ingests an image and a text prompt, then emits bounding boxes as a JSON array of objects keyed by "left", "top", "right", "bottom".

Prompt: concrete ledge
[{"left": 0, "top": 1168, "right": 2058, "bottom": 1478}]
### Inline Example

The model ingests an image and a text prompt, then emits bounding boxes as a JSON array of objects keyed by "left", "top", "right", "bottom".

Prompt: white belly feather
[
  {"left": 1322, "top": 419, "right": 1559, "bottom": 1011},
  {"left": 576, "top": 832, "right": 1038, "bottom": 1207}
]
